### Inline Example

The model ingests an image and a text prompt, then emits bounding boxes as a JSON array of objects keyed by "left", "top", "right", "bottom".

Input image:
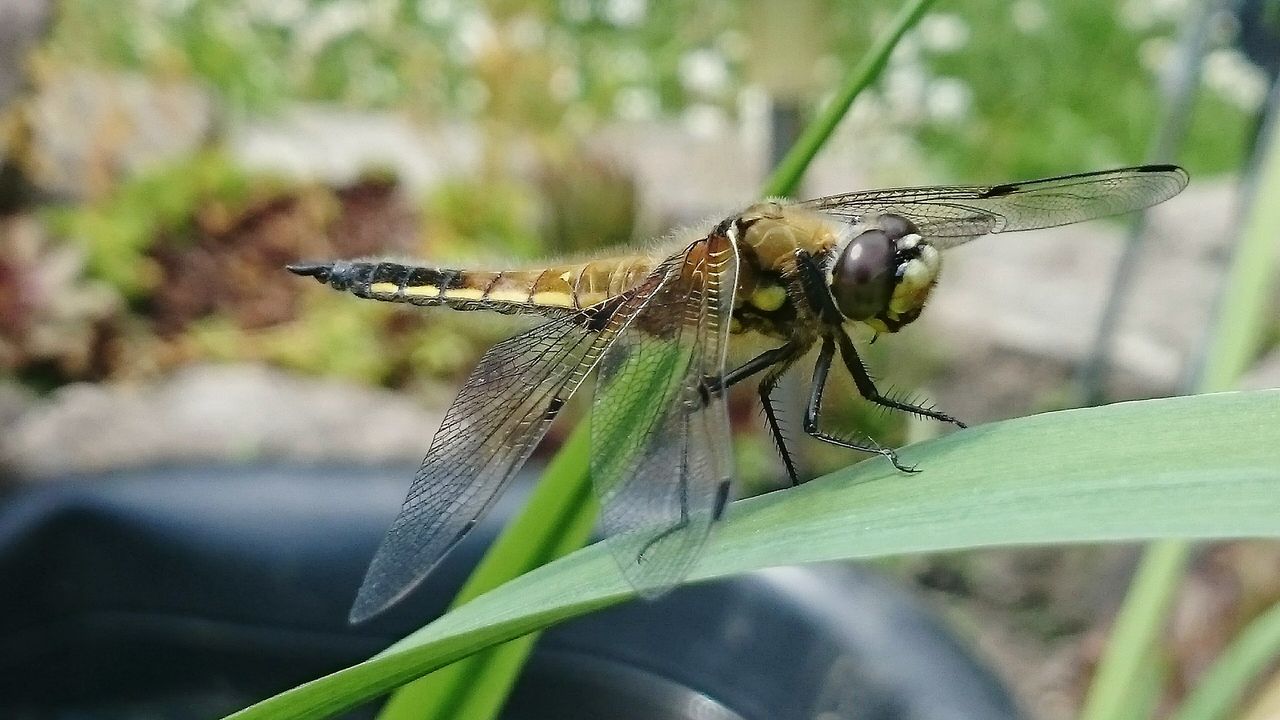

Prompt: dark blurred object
[
  {"left": 1234, "top": 0, "right": 1280, "bottom": 164},
  {"left": 0, "top": 465, "right": 1023, "bottom": 720},
  {"left": 1235, "top": 0, "right": 1280, "bottom": 81}
]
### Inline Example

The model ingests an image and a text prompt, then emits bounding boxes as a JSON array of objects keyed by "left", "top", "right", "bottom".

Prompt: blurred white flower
[
  {"left": 680, "top": 48, "right": 731, "bottom": 95},
  {"left": 1011, "top": 0, "right": 1048, "bottom": 34},
  {"left": 682, "top": 103, "right": 727, "bottom": 138},
  {"left": 417, "top": 0, "right": 454, "bottom": 25},
  {"left": 1119, "top": 0, "right": 1187, "bottom": 31},
  {"left": 1203, "top": 48, "right": 1269, "bottom": 112},
  {"left": 885, "top": 64, "right": 928, "bottom": 122},
  {"left": 246, "top": 0, "right": 306, "bottom": 27},
  {"left": 604, "top": 0, "right": 647, "bottom": 27},
  {"left": 450, "top": 8, "right": 497, "bottom": 64},
  {"left": 1138, "top": 36, "right": 1176, "bottom": 83},
  {"left": 614, "top": 86, "right": 660, "bottom": 121},
  {"left": 918, "top": 14, "right": 970, "bottom": 53},
  {"left": 298, "top": 1, "right": 370, "bottom": 57},
  {"left": 925, "top": 76, "right": 973, "bottom": 123}
]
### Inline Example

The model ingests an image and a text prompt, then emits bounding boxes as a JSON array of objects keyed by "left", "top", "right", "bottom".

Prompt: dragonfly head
[{"left": 829, "top": 214, "right": 941, "bottom": 333}]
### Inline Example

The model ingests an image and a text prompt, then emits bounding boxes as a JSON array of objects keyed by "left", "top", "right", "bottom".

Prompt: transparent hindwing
[
  {"left": 591, "top": 233, "right": 739, "bottom": 596},
  {"left": 347, "top": 254, "right": 684, "bottom": 622}
]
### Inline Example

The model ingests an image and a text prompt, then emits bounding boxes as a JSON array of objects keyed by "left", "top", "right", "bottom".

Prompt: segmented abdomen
[{"left": 288, "top": 257, "right": 658, "bottom": 315}]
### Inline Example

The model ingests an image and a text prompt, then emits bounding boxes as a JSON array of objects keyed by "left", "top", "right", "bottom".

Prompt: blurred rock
[
  {"left": 1, "top": 364, "right": 441, "bottom": 479},
  {"left": 229, "top": 106, "right": 480, "bottom": 195},
  {"left": 0, "top": 0, "right": 54, "bottom": 111},
  {"left": 22, "top": 70, "right": 215, "bottom": 199}
]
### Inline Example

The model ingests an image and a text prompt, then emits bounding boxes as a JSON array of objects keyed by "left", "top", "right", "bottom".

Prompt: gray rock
[
  {"left": 2, "top": 364, "right": 440, "bottom": 480},
  {"left": 0, "top": 0, "right": 54, "bottom": 111},
  {"left": 228, "top": 106, "right": 481, "bottom": 194},
  {"left": 23, "top": 70, "right": 215, "bottom": 198}
]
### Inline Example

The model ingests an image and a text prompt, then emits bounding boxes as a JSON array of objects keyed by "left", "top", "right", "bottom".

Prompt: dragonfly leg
[
  {"left": 709, "top": 342, "right": 800, "bottom": 393},
  {"left": 833, "top": 329, "right": 966, "bottom": 427},
  {"left": 806, "top": 336, "right": 918, "bottom": 474},
  {"left": 707, "top": 342, "right": 807, "bottom": 486},
  {"left": 759, "top": 366, "right": 802, "bottom": 486}
]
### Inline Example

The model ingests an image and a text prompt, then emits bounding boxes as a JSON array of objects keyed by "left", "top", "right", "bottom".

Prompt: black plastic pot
[{"left": 0, "top": 465, "right": 1022, "bottom": 719}]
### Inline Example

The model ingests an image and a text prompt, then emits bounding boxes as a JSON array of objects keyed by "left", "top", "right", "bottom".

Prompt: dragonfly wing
[
  {"left": 591, "top": 233, "right": 738, "bottom": 596},
  {"left": 348, "top": 264, "right": 677, "bottom": 623},
  {"left": 800, "top": 164, "right": 1188, "bottom": 249}
]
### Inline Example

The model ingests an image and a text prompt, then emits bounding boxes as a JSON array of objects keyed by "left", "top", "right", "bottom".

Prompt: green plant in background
[
  {"left": 45, "top": 151, "right": 272, "bottom": 298},
  {"left": 43, "top": 0, "right": 1258, "bottom": 181},
  {"left": 1081, "top": 83, "right": 1280, "bottom": 720}
]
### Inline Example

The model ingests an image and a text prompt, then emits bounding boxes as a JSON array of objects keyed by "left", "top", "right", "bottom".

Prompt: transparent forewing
[
  {"left": 348, "top": 260, "right": 680, "bottom": 623},
  {"left": 591, "top": 234, "right": 738, "bottom": 595},
  {"left": 800, "top": 165, "right": 1188, "bottom": 249}
]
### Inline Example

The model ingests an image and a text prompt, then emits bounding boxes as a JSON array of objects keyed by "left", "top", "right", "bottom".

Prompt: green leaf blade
[{"left": 228, "top": 389, "right": 1280, "bottom": 720}]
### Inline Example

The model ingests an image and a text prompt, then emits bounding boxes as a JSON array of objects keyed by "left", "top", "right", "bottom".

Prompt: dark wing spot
[{"left": 545, "top": 396, "right": 566, "bottom": 419}]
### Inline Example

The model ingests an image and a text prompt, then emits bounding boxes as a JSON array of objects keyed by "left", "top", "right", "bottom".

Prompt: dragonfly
[{"left": 289, "top": 164, "right": 1188, "bottom": 622}]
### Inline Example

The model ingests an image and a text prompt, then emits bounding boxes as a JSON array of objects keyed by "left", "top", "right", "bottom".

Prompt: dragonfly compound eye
[{"left": 831, "top": 228, "right": 896, "bottom": 321}]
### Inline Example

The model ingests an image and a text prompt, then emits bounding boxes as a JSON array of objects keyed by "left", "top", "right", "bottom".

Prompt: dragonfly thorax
[{"left": 829, "top": 214, "right": 941, "bottom": 333}]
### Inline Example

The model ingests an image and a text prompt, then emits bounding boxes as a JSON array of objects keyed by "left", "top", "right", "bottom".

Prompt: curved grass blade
[
  {"left": 228, "top": 389, "right": 1280, "bottom": 720},
  {"left": 1170, "top": 601, "right": 1280, "bottom": 720}
]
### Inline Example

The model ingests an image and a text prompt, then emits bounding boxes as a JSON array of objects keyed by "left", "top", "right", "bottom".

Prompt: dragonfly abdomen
[{"left": 288, "top": 258, "right": 657, "bottom": 315}]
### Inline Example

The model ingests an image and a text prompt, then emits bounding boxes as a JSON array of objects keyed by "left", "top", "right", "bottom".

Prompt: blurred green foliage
[
  {"left": 44, "top": 151, "right": 277, "bottom": 298},
  {"left": 43, "top": 0, "right": 1257, "bottom": 183}
]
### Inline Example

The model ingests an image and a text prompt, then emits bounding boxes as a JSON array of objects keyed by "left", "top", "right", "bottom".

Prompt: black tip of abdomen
[
  {"left": 287, "top": 262, "right": 334, "bottom": 283},
  {"left": 288, "top": 261, "right": 364, "bottom": 290}
]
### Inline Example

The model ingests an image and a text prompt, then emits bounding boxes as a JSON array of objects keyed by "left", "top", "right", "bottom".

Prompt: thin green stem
[
  {"left": 1078, "top": 541, "right": 1192, "bottom": 720},
  {"left": 762, "top": 0, "right": 938, "bottom": 198},
  {"left": 1171, "top": 601, "right": 1280, "bottom": 720}
]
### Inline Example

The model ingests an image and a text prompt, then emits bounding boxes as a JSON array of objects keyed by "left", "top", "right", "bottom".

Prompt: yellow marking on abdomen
[
  {"left": 443, "top": 287, "right": 486, "bottom": 301},
  {"left": 403, "top": 284, "right": 440, "bottom": 297},
  {"left": 531, "top": 291, "right": 575, "bottom": 308},
  {"left": 487, "top": 289, "right": 532, "bottom": 304},
  {"left": 370, "top": 282, "right": 398, "bottom": 294}
]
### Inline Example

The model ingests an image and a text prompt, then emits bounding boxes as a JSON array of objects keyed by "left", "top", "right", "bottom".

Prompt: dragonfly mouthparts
[{"left": 286, "top": 263, "right": 335, "bottom": 283}]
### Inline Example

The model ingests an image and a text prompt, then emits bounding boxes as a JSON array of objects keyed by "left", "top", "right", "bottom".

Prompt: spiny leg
[
  {"left": 708, "top": 342, "right": 807, "bottom": 486},
  {"left": 805, "top": 336, "right": 918, "bottom": 474},
  {"left": 834, "top": 330, "right": 965, "bottom": 427},
  {"left": 758, "top": 363, "right": 801, "bottom": 486},
  {"left": 791, "top": 248, "right": 965, "bottom": 428}
]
